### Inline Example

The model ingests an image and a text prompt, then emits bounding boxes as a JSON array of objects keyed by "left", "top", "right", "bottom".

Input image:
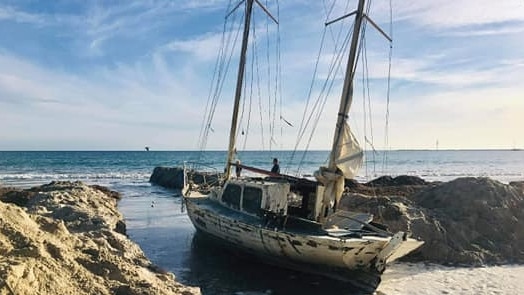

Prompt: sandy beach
[
  {"left": 0, "top": 182, "right": 200, "bottom": 295},
  {"left": 376, "top": 263, "right": 524, "bottom": 295}
]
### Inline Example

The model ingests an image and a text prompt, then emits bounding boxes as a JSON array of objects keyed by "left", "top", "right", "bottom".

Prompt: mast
[
  {"left": 328, "top": 0, "right": 366, "bottom": 171},
  {"left": 223, "top": 0, "right": 277, "bottom": 180},
  {"left": 225, "top": 0, "right": 254, "bottom": 180}
]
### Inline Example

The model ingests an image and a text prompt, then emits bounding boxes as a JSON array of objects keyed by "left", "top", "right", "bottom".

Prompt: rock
[
  {"left": 509, "top": 181, "right": 524, "bottom": 195},
  {"left": 339, "top": 193, "right": 416, "bottom": 233},
  {"left": 341, "top": 177, "right": 524, "bottom": 266},
  {"left": 150, "top": 167, "right": 186, "bottom": 189},
  {"left": 149, "top": 166, "right": 222, "bottom": 189},
  {"left": 366, "top": 175, "right": 395, "bottom": 186},
  {"left": 411, "top": 177, "right": 524, "bottom": 265},
  {"left": 344, "top": 178, "right": 362, "bottom": 189},
  {"left": 345, "top": 175, "right": 432, "bottom": 197},
  {"left": 366, "top": 175, "right": 428, "bottom": 186},
  {"left": 0, "top": 189, "right": 37, "bottom": 207},
  {"left": 0, "top": 181, "right": 200, "bottom": 295},
  {"left": 91, "top": 184, "right": 122, "bottom": 200}
]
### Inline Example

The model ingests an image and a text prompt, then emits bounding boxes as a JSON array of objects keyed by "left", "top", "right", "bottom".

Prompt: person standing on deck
[
  {"left": 235, "top": 160, "right": 242, "bottom": 178},
  {"left": 271, "top": 158, "right": 280, "bottom": 174}
]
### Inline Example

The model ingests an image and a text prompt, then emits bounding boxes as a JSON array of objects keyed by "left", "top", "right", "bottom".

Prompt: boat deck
[{"left": 187, "top": 196, "right": 387, "bottom": 238}]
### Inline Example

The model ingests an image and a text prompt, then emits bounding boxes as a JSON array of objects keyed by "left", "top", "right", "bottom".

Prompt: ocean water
[
  {"left": 1, "top": 150, "right": 523, "bottom": 187},
  {"left": 1, "top": 150, "right": 523, "bottom": 294}
]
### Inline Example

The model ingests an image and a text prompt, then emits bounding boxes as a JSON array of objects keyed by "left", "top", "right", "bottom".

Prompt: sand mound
[
  {"left": 341, "top": 177, "right": 524, "bottom": 265},
  {"left": 0, "top": 181, "right": 200, "bottom": 295}
]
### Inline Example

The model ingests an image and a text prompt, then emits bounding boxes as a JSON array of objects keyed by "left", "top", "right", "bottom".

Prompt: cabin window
[
  {"left": 242, "top": 186, "right": 262, "bottom": 215},
  {"left": 222, "top": 184, "right": 241, "bottom": 210}
]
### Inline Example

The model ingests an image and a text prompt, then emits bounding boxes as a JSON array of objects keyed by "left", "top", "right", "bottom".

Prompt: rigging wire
[
  {"left": 362, "top": 0, "right": 379, "bottom": 179},
  {"left": 234, "top": 1, "right": 281, "bottom": 152},
  {"left": 326, "top": 0, "right": 351, "bottom": 53},
  {"left": 241, "top": 47, "right": 253, "bottom": 151},
  {"left": 361, "top": 37, "right": 368, "bottom": 178},
  {"left": 265, "top": 0, "right": 275, "bottom": 151},
  {"left": 289, "top": 0, "right": 347, "bottom": 173},
  {"left": 199, "top": 6, "right": 243, "bottom": 154},
  {"left": 197, "top": 1, "right": 234, "bottom": 153},
  {"left": 191, "top": 0, "right": 282, "bottom": 170},
  {"left": 288, "top": 1, "right": 330, "bottom": 173},
  {"left": 276, "top": 0, "right": 284, "bottom": 151},
  {"left": 360, "top": 2, "right": 377, "bottom": 179},
  {"left": 290, "top": 0, "right": 392, "bottom": 180},
  {"left": 242, "top": 12, "right": 256, "bottom": 151},
  {"left": 291, "top": 0, "right": 358, "bottom": 175},
  {"left": 252, "top": 14, "right": 267, "bottom": 151},
  {"left": 287, "top": 27, "right": 326, "bottom": 174},
  {"left": 383, "top": 0, "right": 393, "bottom": 173},
  {"left": 323, "top": 0, "right": 337, "bottom": 21},
  {"left": 296, "top": 21, "right": 354, "bottom": 176},
  {"left": 237, "top": 6, "right": 249, "bottom": 150}
]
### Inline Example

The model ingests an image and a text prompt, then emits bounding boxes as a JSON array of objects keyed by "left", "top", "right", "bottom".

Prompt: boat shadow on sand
[{"left": 184, "top": 233, "right": 377, "bottom": 295}]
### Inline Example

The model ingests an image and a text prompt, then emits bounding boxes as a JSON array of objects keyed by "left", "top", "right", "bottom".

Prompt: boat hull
[
  {"left": 184, "top": 194, "right": 421, "bottom": 290},
  {"left": 191, "top": 226, "right": 381, "bottom": 292}
]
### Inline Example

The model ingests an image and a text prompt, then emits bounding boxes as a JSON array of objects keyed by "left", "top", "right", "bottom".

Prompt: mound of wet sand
[
  {"left": 0, "top": 181, "right": 200, "bottom": 295},
  {"left": 340, "top": 177, "right": 524, "bottom": 265}
]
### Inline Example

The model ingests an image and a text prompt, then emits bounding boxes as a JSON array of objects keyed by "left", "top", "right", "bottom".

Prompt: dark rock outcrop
[
  {"left": 509, "top": 181, "right": 524, "bottom": 195},
  {"left": 411, "top": 177, "right": 524, "bottom": 265},
  {"left": 341, "top": 177, "right": 524, "bottom": 265},
  {"left": 0, "top": 189, "right": 37, "bottom": 207},
  {"left": 345, "top": 175, "right": 432, "bottom": 197},
  {"left": 149, "top": 167, "right": 186, "bottom": 189},
  {"left": 149, "top": 167, "right": 222, "bottom": 189},
  {"left": 366, "top": 175, "right": 429, "bottom": 187}
]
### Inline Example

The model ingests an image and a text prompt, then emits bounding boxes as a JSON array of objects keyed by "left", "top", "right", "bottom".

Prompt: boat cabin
[
  {"left": 218, "top": 179, "right": 290, "bottom": 216},
  {"left": 218, "top": 178, "right": 325, "bottom": 222}
]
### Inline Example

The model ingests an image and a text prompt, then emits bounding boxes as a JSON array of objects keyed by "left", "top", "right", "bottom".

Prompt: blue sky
[{"left": 1, "top": 0, "right": 523, "bottom": 151}]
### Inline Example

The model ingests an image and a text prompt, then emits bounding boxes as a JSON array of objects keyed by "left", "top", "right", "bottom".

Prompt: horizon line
[{"left": 0, "top": 148, "right": 522, "bottom": 152}]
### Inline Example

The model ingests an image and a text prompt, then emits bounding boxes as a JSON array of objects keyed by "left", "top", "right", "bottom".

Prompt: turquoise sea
[
  {"left": 1, "top": 150, "right": 523, "bottom": 187},
  {"left": 1, "top": 150, "right": 523, "bottom": 294}
]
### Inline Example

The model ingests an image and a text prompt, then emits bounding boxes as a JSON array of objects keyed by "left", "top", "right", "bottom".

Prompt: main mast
[
  {"left": 328, "top": 0, "right": 366, "bottom": 171},
  {"left": 224, "top": 0, "right": 278, "bottom": 180},
  {"left": 225, "top": 0, "right": 254, "bottom": 180},
  {"left": 317, "top": 0, "right": 392, "bottom": 224}
]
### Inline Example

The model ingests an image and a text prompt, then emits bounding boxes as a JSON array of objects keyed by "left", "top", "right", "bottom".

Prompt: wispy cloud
[
  {"left": 445, "top": 21, "right": 524, "bottom": 37},
  {"left": 166, "top": 32, "right": 227, "bottom": 62},
  {"left": 0, "top": 5, "right": 46, "bottom": 25},
  {"left": 0, "top": 48, "right": 207, "bottom": 148},
  {"left": 392, "top": 55, "right": 524, "bottom": 88},
  {"left": 0, "top": 0, "right": 523, "bottom": 150},
  {"left": 394, "top": 0, "right": 524, "bottom": 29}
]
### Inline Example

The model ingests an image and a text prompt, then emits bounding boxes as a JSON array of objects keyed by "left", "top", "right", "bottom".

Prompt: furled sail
[
  {"left": 333, "top": 121, "right": 363, "bottom": 179},
  {"left": 314, "top": 167, "right": 345, "bottom": 223},
  {"left": 314, "top": 122, "right": 363, "bottom": 224}
]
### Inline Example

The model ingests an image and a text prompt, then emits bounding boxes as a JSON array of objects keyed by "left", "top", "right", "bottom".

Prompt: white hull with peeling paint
[{"left": 184, "top": 179, "right": 423, "bottom": 288}]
